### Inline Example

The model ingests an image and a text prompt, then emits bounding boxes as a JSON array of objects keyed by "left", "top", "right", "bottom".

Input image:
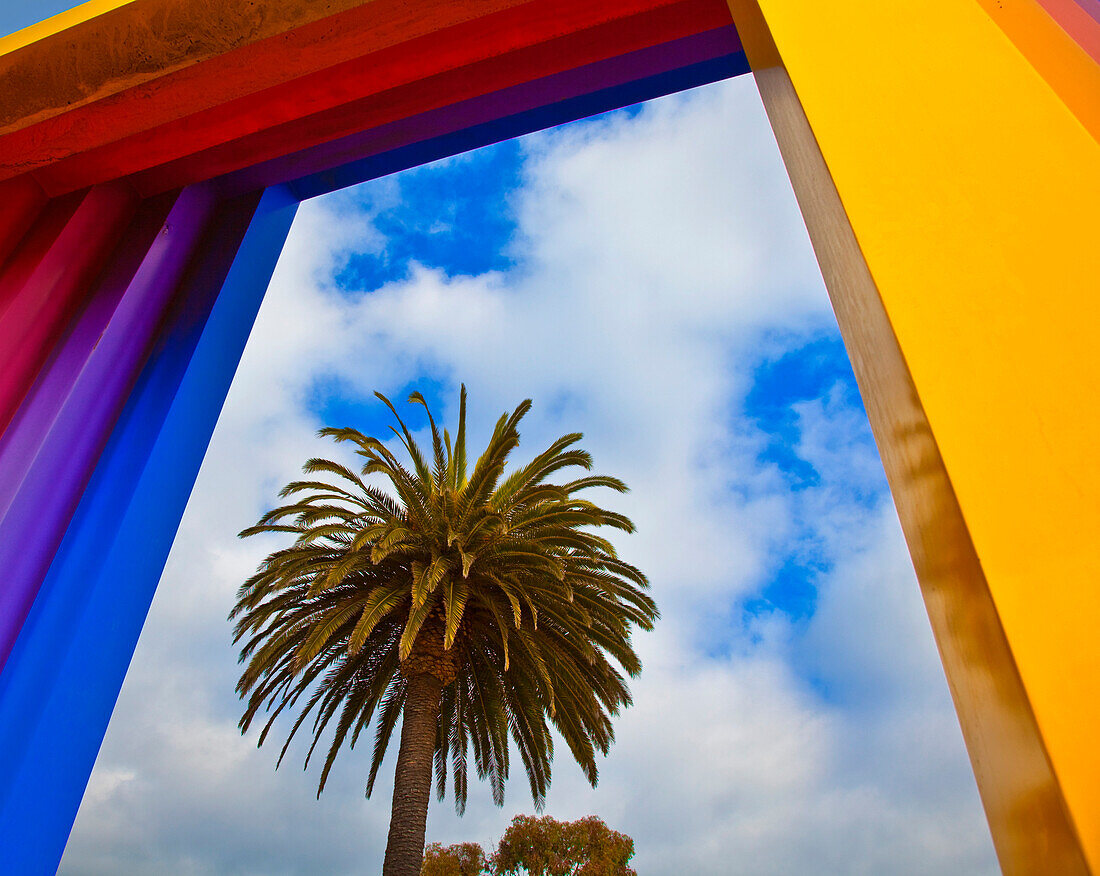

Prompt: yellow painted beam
[
  {"left": 0, "top": 1, "right": 138, "bottom": 57},
  {"left": 730, "top": 0, "right": 1100, "bottom": 871}
]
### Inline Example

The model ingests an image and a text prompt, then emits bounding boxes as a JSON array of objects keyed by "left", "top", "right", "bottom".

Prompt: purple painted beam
[
  {"left": 217, "top": 25, "right": 741, "bottom": 197},
  {"left": 0, "top": 184, "right": 217, "bottom": 671}
]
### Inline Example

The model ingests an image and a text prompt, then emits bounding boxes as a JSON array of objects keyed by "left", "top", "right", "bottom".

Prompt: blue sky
[
  {"left": 59, "top": 76, "right": 998, "bottom": 874},
  {"left": 0, "top": 2, "right": 74, "bottom": 37},
  {"left": 312, "top": 132, "right": 873, "bottom": 646}
]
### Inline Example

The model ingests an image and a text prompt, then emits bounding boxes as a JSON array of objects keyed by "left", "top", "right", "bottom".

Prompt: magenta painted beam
[
  {"left": 0, "top": 194, "right": 83, "bottom": 318},
  {"left": 0, "top": 184, "right": 139, "bottom": 435},
  {"left": 0, "top": 194, "right": 178, "bottom": 522},
  {"left": 0, "top": 184, "right": 217, "bottom": 670}
]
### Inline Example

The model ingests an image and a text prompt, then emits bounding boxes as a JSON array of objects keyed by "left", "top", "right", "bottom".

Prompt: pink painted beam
[
  {"left": 1070, "top": 0, "right": 1100, "bottom": 25},
  {"left": 0, "top": 184, "right": 139, "bottom": 435}
]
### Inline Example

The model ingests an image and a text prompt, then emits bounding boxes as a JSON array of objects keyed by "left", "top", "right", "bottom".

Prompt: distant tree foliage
[
  {"left": 422, "top": 842, "right": 489, "bottom": 876},
  {"left": 492, "top": 815, "right": 636, "bottom": 876},
  {"left": 421, "top": 815, "right": 636, "bottom": 876}
]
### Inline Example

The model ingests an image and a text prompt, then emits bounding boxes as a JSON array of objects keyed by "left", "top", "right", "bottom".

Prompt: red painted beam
[
  {"left": 0, "top": 176, "right": 46, "bottom": 268},
  {"left": 0, "top": 0, "right": 732, "bottom": 196},
  {"left": 131, "top": 0, "right": 734, "bottom": 196},
  {"left": 0, "top": 0, "right": 529, "bottom": 182}
]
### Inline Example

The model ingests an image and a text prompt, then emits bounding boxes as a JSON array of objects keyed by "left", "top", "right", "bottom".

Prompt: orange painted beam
[
  {"left": 0, "top": 0, "right": 529, "bottom": 181},
  {"left": 1034, "top": 0, "right": 1100, "bottom": 63},
  {"left": 0, "top": 0, "right": 509, "bottom": 138},
  {"left": 974, "top": 0, "right": 1100, "bottom": 143}
]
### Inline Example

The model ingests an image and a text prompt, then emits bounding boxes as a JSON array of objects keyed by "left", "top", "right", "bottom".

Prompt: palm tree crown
[{"left": 231, "top": 387, "right": 656, "bottom": 875}]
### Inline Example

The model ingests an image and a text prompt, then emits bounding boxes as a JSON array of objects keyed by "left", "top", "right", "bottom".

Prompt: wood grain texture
[
  {"left": 0, "top": 0, "right": 399, "bottom": 131},
  {"left": 747, "top": 54, "right": 1089, "bottom": 876},
  {"left": 0, "top": 0, "right": 528, "bottom": 170}
]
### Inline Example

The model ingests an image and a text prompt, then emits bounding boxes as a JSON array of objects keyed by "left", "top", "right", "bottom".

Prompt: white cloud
[{"left": 60, "top": 75, "right": 997, "bottom": 875}]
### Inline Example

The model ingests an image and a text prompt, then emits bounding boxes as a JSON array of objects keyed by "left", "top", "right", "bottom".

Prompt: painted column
[
  {"left": 0, "top": 185, "right": 217, "bottom": 668},
  {"left": 728, "top": 0, "right": 1100, "bottom": 871},
  {"left": 0, "top": 185, "right": 297, "bottom": 876}
]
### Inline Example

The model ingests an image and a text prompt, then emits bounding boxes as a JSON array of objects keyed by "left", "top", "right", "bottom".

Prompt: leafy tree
[
  {"left": 422, "top": 842, "right": 489, "bottom": 876},
  {"left": 491, "top": 814, "right": 637, "bottom": 876},
  {"left": 231, "top": 387, "right": 657, "bottom": 876}
]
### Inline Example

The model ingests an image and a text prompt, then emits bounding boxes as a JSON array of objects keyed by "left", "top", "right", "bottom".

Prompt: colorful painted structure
[{"left": 0, "top": 1, "right": 1096, "bottom": 872}]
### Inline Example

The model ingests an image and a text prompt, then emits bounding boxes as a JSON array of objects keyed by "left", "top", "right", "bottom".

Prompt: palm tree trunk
[{"left": 382, "top": 672, "right": 443, "bottom": 876}]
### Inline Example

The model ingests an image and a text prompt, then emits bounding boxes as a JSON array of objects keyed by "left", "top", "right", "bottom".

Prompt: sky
[
  {"left": 0, "top": 1, "right": 73, "bottom": 38},
  {"left": 56, "top": 75, "right": 1000, "bottom": 874}
]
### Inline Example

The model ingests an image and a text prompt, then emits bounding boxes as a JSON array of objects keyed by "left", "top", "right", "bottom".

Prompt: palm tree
[{"left": 231, "top": 387, "right": 657, "bottom": 876}]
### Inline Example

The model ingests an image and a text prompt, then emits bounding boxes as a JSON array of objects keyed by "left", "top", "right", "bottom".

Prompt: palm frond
[{"left": 232, "top": 385, "right": 656, "bottom": 814}]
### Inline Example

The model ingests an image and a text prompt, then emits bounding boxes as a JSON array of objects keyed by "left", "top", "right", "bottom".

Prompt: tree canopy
[
  {"left": 492, "top": 814, "right": 637, "bottom": 876},
  {"left": 422, "top": 842, "right": 489, "bottom": 876},
  {"left": 422, "top": 815, "right": 636, "bottom": 876}
]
